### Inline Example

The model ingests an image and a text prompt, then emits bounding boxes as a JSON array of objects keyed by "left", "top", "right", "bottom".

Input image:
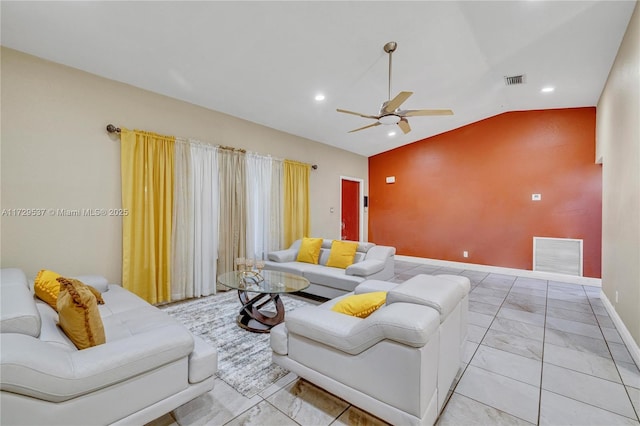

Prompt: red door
[{"left": 341, "top": 179, "right": 360, "bottom": 241}]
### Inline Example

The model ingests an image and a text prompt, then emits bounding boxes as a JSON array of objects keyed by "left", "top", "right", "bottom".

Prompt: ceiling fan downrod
[{"left": 384, "top": 41, "right": 397, "bottom": 102}]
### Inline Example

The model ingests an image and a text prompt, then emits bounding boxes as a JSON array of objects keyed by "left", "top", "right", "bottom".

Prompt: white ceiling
[{"left": 1, "top": 1, "right": 635, "bottom": 157}]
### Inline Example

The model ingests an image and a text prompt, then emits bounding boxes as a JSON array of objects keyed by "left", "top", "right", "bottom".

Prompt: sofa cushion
[
  {"left": 296, "top": 237, "right": 324, "bottom": 264},
  {"left": 331, "top": 291, "right": 387, "bottom": 318},
  {"left": 326, "top": 240, "right": 358, "bottom": 269},
  {"left": 318, "top": 248, "right": 331, "bottom": 266},
  {"left": 0, "top": 269, "right": 41, "bottom": 337},
  {"left": 302, "top": 265, "right": 364, "bottom": 292},
  {"left": 387, "top": 274, "right": 468, "bottom": 321},
  {"left": 56, "top": 277, "right": 106, "bottom": 350}
]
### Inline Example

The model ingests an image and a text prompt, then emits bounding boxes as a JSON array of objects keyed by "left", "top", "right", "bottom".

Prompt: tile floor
[{"left": 149, "top": 260, "right": 640, "bottom": 426}]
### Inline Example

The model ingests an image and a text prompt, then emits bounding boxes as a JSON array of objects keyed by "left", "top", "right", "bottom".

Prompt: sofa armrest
[
  {"left": 345, "top": 259, "right": 385, "bottom": 277},
  {"left": 268, "top": 249, "right": 298, "bottom": 263},
  {"left": 364, "top": 245, "right": 396, "bottom": 261},
  {"left": 285, "top": 303, "right": 439, "bottom": 355},
  {"left": 0, "top": 324, "right": 194, "bottom": 402},
  {"left": 267, "top": 239, "right": 302, "bottom": 262}
]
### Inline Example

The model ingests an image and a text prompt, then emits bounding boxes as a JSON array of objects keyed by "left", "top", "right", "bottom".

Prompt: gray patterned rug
[{"left": 158, "top": 290, "right": 314, "bottom": 398}]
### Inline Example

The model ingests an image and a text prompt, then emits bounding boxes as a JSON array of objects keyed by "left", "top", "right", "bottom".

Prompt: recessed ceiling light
[
  {"left": 541, "top": 86, "right": 555, "bottom": 93},
  {"left": 315, "top": 94, "right": 325, "bottom": 101},
  {"left": 388, "top": 131, "right": 397, "bottom": 137}
]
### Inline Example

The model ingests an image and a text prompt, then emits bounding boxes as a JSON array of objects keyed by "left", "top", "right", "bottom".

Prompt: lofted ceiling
[{"left": 1, "top": 1, "right": 635, "bottom": 157}]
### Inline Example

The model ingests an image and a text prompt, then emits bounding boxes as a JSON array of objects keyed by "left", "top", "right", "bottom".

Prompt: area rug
[{"left": 158, "top": 291, "right": 314, "bottom": 398}]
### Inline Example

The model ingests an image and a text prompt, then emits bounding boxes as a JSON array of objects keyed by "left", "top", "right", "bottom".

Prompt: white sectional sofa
[
  {"left": 264, "top": 239, "right": 396, "bottom": 299},
  {"left": 271, "top": 274, "right": 470, "bottom": 426},
  {"left": 0, "top": 268, "right": 217, "bottom": 426}
]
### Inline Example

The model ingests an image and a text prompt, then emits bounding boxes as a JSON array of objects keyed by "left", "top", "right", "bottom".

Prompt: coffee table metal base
[{"left": 237, "top": 291, "right": 285, "bottom": 333}]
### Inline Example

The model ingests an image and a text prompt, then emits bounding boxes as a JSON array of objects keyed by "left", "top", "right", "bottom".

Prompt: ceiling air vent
[{"left": 504, "top": 74, "right": 526, "bottom": 86}]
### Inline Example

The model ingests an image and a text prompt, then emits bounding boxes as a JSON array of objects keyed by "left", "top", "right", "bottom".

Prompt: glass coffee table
[{"left": 217, "top": 270, "right": 310, "bottom": 333}]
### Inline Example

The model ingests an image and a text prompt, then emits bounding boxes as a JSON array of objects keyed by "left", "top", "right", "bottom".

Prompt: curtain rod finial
[{"left": 106, "top": 124, "right": 121, "bottom": 134}]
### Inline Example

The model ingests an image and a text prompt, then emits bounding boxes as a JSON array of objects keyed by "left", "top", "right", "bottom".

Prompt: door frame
[{"left": 339, "top": 176, "right": 364, "bottom": 241}]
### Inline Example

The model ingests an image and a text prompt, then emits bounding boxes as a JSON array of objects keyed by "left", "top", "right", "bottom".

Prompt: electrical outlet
[
  {"left": 532, "top": 194, "right": 541, "bottom": 201},
  {"left": 463, "top": 251, "right": 469, "bottom": 258},
  {"left": 615, "top": 291, "right": 619, "bottom": 303}
]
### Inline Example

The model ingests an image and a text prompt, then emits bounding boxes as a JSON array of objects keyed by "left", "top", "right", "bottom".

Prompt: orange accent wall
[{"left": 368, "top": 108, "right": 602, "bottom": 278}]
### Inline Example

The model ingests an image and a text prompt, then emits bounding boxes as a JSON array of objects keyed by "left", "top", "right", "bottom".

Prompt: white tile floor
[{"left": 149, "top": 260, "right": 640, "bottom": 426}]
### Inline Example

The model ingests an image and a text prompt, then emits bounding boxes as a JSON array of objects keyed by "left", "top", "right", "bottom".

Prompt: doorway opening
[{"left": 340, "top": 177, "right": 364, "bottom": 241}]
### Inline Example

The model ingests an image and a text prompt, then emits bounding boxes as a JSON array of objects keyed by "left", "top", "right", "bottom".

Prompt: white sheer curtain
[
  {"left": 171, "top": 139, "right": 287, "bottom": 301},
  {"left": 190, "top": 141, "right": 219, "bottom": 296},
  {"left": 171, "top": 139, "right": 193, "bottom": 300},
  {"left": 246, "top": 153, "right": 274, "bottom": 259},
  {"left": 269, "top": 158, "right": 284, "bottom": 252},
  {"left": 171, "top": 139, "right": 219, "bottom": 300},
  {"left": 245, "top": 154, "right": 284, "bottom": 259}
]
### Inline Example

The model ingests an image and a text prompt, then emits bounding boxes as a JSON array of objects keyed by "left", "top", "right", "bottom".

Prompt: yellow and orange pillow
[
  {"left": 34, "top": 269, "right": 104, "bottom": 311},
  {"left": 331, "top": 292, "right": 387, "bottom": 318},
  {"left": 34, "top": 269, "right": 106, "bottom": 350},
  {"left": 56, "top": 277, "right": 106, "bottom": 350}
]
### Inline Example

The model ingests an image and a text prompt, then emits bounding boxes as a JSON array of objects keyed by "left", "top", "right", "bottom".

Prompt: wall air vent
[
  {"left": 504, "top": 74, "right": 526, "bottom": 86},
  {"left": 533, "top": 237, "right": 583, "bottom": 276}
]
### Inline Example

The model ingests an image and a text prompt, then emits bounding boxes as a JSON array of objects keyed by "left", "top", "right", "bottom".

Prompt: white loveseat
[
  {"left": 0, "top": 268, "right": 217, "bottom": 426},
  {"left": 264, "top": 239, "right": 396, "bottom": 299},
  {"left": 271, "top": 274, "right": 470, "bottom": 426}
]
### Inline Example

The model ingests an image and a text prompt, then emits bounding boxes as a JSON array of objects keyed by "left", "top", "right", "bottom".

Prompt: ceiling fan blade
[
  {"left": 336, "top": 108, "right": 379, "bottom": 120},
  {"left": 348, "top": 122, "right": 381, "bottom": 133},
  {"left": 402, "top": 109, "right": 454, "bottom": 117},
  {"left": 383, "top": 91, "right": 413, "bottom": 114},
  {"left": 397, "top": 118, "right": 411, "bottom": 134}
]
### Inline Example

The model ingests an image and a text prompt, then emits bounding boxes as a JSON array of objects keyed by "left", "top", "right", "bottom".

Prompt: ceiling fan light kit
[{"left": 337, "top": 41, "right": 453, "bottom": 135}]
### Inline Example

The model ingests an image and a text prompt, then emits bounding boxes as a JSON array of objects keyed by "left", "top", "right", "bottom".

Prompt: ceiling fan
[{"left": 337, "top": 41, "right": 453, "bottom": 134}]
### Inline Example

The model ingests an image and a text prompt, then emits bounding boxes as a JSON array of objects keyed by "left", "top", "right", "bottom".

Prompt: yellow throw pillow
[
  {"left": 34, "top": 269, "right": 63, "bottom": 310},
  {"left": 326, "top": 240, "right": 358, "bottom": 269},
  {"left": 296, "top": 237, "right": 324, "bottom": 264},
  {"left": 331, "top": 292, "right": 387, "bottom": 318},
  {"left": 34, "top": 269, "right": 104, "bottom": 311},
  {"left": 56, "top": 277, "right": 106, "bottom": 350}
]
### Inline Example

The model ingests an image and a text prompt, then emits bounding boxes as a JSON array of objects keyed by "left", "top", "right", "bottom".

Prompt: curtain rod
[{"left": 106, "top": 123, "right": 318, "bottom": 170}]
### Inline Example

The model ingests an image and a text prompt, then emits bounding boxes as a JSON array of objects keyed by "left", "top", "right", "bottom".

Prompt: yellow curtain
[
  {"left": 283, "top": 160, "right": 310, "bottom": 247},
  {"left": 120, "top": 129, "right": 175, "bottom": 304}
]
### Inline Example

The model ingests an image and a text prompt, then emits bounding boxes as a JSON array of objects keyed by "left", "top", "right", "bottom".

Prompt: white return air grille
[{"left": 533, "top": 237, "right": 583, "bottom": 276}]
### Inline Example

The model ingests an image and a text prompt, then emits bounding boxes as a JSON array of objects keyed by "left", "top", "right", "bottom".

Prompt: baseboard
[
  {"left": 395, "top": 255, "right": 602, "bottom": 287},
  {"left": 600, "top": 291, "right": 640, "bottom": 368}
]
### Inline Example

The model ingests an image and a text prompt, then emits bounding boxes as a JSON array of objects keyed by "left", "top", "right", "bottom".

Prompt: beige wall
[
  {"left": 596, "top": 2, "right": 640, "bottom": 346},
  {"left": 0, "top": 47, "right": 368, "bottom": 283}
]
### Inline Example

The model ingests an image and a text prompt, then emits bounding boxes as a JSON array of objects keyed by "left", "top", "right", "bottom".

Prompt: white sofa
[
  {"left": 0, "top": 268, "right": 217, "bottom": 426},
  {"left": 264, "top": 239, "right": 396, "bottom": 299},
  {"left": 271, "top": 274, "right": 470, "bottom": 426}
]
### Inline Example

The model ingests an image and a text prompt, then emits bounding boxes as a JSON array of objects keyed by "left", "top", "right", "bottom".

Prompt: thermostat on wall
[{"left": 386, "top": 176, "right": 396, "bottom": 184}]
